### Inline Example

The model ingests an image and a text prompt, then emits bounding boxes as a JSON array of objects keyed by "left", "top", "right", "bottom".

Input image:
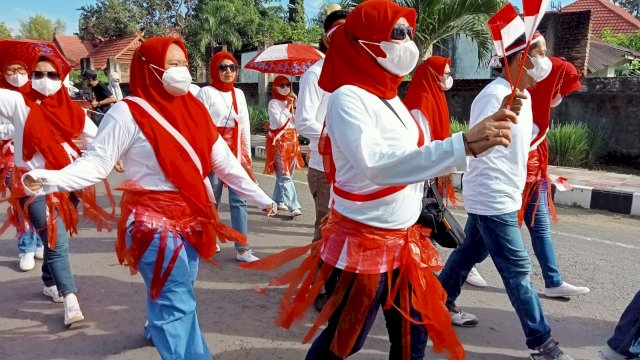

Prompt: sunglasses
[
  {"left": 277, "top": 84, "right": 291, "bottom": 89},
  {"left": 32, "top": 71, "right": 60, "bottom": 80},
  {"left": 219, "top": 64, "right": 238, "bottom": 72},
  {"left": 390, "top": 24, "right": 414, "bottom": 41},
  {"left": 4, "top": 67, "right": 27, "bottom": 75}
]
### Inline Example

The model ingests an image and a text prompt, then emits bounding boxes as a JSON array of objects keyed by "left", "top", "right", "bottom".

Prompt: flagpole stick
[{"left": 507, "top": 39, "right": 532, "bottom": 107}]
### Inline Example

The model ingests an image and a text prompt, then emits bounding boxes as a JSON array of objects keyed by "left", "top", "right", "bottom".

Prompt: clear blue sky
[{"left": 1, "top": 0, "right": 576, "bottom": 37}]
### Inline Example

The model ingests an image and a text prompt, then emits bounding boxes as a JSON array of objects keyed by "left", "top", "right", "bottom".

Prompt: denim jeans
[
  {"left": 306, "top": 269, "right": 427, "bottom": 360},
  {"left": 17, "top": 229, "right": 43, "bottom": 253},
  {"left": 439, "top": 211, "right": 552, "bottom": 349},
  {"left": 209, "top": 173, "right": 248, "bottom": 251},
  {"left": 20, "top": 196, "right": 77, "bottom": 295},
  {"left": 273, "top": 151, "right": 301, "bottom": 211},
  {"left": 126, "top": 223, "right": 212, "bottom": 360},
  {"left": 608, "top": 291, "right": 640, "bottom": 359},
  {"left": 524, "top": 180, "right": 563, "bottom": 288}
]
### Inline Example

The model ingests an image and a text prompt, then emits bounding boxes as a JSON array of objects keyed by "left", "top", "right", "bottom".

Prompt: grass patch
[
  {"left": 249, "top": 105, "right": 269, "bottom": 135},
  {"left": 548, "top": 121, "right": 604, "bottom": 168},
  {"left": 450, "top": 117, "right": 469, "bottom": 134}
]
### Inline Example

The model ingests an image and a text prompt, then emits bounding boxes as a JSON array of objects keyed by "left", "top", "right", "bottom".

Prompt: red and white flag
[
  {"left": 551, "top": 176, "right": 573, "bottom": 192},
  {"left": 488, "top": 3, "right": 526, "bottom": 57},
  {"left": 523, "top": 0, "right": 551, "bottom": 40}
]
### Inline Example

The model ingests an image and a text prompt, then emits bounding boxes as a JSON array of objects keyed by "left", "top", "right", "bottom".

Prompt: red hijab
[
  {"left": 529, "top": 57, "right": 581, "bottom": 145},
  {"left": 0, "top": 53, "right": 32, "bottom": 94},
  {"left": 124, "top": 37, "right": 218, "bottom": 220},
  {"left": 271, "top": 75, "right": 290, "bottom": 101},
  {"left": 404, "top": 56, "right": 451, "bottom": 141},
  {"left": 209, "top": 51, "right": 237, "bottom": 92},
  {"left": 22, "top": 54, "right": 86, "bottom": 169},
  {"left": 318, "top": 0, "right": 416, "bottom": 99}
]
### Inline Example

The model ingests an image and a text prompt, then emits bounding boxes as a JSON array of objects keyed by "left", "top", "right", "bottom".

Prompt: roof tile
[{"left": 562, "top": 0, "right": 640, "bottom": 36}]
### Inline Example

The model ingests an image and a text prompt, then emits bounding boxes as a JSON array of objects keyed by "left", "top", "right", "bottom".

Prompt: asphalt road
[{"left": 0, "top": 163, "right": 638, "bottom": 360}]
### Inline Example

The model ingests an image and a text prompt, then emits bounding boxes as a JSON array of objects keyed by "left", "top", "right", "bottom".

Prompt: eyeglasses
[
  {"left": 4, "top": 66, "right": 28, "bottom": 75},
  {"left": 277, "top": 84, "right": 291, "bottom": 89},
  {"left": 219, "top": 64, "right": 239, "bottom": 72},
  {"left": 390, "top": 24, "right": 414, "bottom": 41},
  {"left": 32, "top": 71, "right": 60, "bottom": 81}
]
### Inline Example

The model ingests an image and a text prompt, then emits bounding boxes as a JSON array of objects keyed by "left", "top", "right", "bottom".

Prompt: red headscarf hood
[
  {"left": 271, "top": 75, "right": 290, "bottom": 101},
  {"left": 22, "top": 54, "right": 86, "bottom": 169},
  {"left": 529, "top": 57, "right": 581, "bottom": 144},
  {"left": 125, "top": 37, "right": 219, "bottom": 220},
  {"left": 318, "top": 0, "right": 416, "bottom": 99},
  {"left": 0, "top": 51, "right": 32, "bottom": 94},
  {"left": 404, "top": 56, "right": 451, "bottom": 141},
  {"left": 209, "top": 51, "right": 238, "bottom": 92}
]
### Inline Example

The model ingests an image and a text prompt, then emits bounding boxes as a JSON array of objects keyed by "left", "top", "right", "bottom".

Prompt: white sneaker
[
  {"left": 544, "top": 282, "right": 591, "bottom": 298},
  {"left": 290, "top": 209, "right": 302, "bottom": 218},
  {"left": 600, "top": 345, "right": 635, "bottom": 360},
  {"left": 19, "top": 252, "right": 35, "bottom": 271},
  {"left": 35, "top": 246, "right": 44, "bottom": 260},
  {"left": 465, "top": 267, "right": 487, "bottom": 287},
  {"left": 277, "top": 202, "right": 289, "bottom": 211},
  {"left": 63, "top": 293, "right": 84, "bottom": 326},
  {"left": 236, "top": 249, "right": 260, "bottom": 263},
  {"left": 449, "top": 307, "right": 479, "bottom": 327},
  {"left": 43, "top": 285, "right": 64, "bottom": 303},
  {"left": 215, "top": 244, "right": 221, "bottom": 253}
]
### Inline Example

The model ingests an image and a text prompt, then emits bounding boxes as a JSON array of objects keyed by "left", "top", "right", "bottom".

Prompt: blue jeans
[
  {"left": 608, "top": 291, "right": 640, "bottom": 359},
  {"left": 209, "top": 173, "right": 248, "bottom": 251},
  {"left": 439, "top": 211, "right": 552, "bottom": 349},
  {"left": 306, "top": 269, "right": 427, "bottom": 359},
  {"left": 524, "top": 180, "right": 563, "bottom": 288},
  {"left": 17, "top": 229, "right": 43, "bottom": 253},
  {"left": 273, "top": 151, "right": 301, "bottom": 211},
  {"left": 20, "top": 196, "right": 76, "bottom": 295},
  {"left": 127, "top": 223, "right": 212, "bottom": 360}
]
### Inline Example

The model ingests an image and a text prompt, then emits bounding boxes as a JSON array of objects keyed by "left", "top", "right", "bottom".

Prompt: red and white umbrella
[{"left": 244, "top": 43, "right": 324, "bottom": 76}]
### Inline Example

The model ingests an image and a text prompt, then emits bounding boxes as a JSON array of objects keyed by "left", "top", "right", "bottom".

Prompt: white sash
[{"left": 126, "top": 96, "right": 216, "bottom": 202}]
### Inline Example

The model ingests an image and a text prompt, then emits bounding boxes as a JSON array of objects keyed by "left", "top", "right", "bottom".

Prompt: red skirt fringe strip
[
  {"left": 115, "top": 184, "right": 247, "bottom": 300},
  {"left": 518, "top": 149, "right": 558, "bottom": 227},
  {"left": 264, "top": 128, "right": 304, "bottom": 176},
  {"left": 241, "top": 209, "right": 464, "bottom": 360},
  {"left": 218, "top": 126, "right": 257, "bottom": 183}
]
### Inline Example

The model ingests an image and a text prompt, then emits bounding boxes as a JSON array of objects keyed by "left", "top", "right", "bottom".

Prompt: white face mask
[
  {"left": 550, "top": 93, "right": 563, "bottom": 107},
  {"left": 527, "top": 55, "right": 552, "bottom": 82},
  {"left": 276, "top": 86, "right": 290, "bottom": 96},
  {"left": 151, "top": 65, "right": 192, "bottom": 96},
  {"left": 440, "top": 75, "right": 454, "bottom": 91},
  {"left": 31, "top": 78, "right": 62, "bottom": 97},
  {"left": 359, "top": 40, "right": 420, "bottom": 76},
  {"left": 6, "top": 74, "right": 29, "bottom": 88}
]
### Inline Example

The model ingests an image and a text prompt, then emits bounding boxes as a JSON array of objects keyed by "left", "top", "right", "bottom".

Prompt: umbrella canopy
[
  {"left": 0, "top": 39, "right": 71, "bottom": 76},
  {"left": 244, "top": 43, "right": 324, "bottom": 76}
]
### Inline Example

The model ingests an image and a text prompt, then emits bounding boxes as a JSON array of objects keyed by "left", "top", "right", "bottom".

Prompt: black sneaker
[
  {"left": 530, "top": 339, "right": 574, "bottom": 360},
  {"left": 314, "top": 288, "right": 328, "bottom": 312}
]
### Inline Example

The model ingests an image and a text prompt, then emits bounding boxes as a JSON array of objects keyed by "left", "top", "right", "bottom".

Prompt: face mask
[
  {"left": 151, "top": 65, "right": 192, "bottom": 96},
  {"left": 527, "top": 55, "right": 552, "bottom": 82},
  {"left": 359, "top": 40, "right": 420, "bottom": 76},
  {"left": 550, "top": 93, "right": 563, "bottom": 107},
  {"left": 440, "top": 75, "right": 454, "bottom": 91},
  {"left": 276, "top": 86, "right": 290, "bottom": 96},
  {"left": 6, "top": 74, "right": 29, "bottom": 88},
  {"left": 31, "top": 78, "right": 62, "bottom": 97}
]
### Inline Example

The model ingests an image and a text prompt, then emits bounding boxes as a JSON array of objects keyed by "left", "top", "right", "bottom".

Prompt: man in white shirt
[
  {"left": 438, "top": 34, "right": 574, "bottom": 360},
  {"left": 295, "top": 9, "right": 348, "bottom": 242}
]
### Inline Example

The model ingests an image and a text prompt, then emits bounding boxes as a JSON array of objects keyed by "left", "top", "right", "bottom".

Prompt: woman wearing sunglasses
[
  {"left": 197, "top": 51, "right": 260, "bottom": 263},
  {"left": 22, "top": 38, "right": 276, "bottom": 359},
  {"left": 264, "top": 75, "right": 304, "bottom": 218},
  {"left": 243, "top": 1, "right": 519, "bottom": 358}
]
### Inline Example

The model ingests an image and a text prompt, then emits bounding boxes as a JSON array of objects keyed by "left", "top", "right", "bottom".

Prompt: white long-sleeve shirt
[
  {"left": 24, "top": 100, "right": 272, "bottom": 210},
  {"left": 268, "top": 99, "right": 295, "bottom": 130},
  {"left": 326, "top": 85, "right": 467, "bottom": 229},
  {"left": 0, "top": 88, "right": 97, "bottom": 170},
  {"left": 196, "top": 86, "right": 251, "bottom": 158},
  {"left": 294, "top": 59, "right": 327, "bottom": 171},
  {"left": 462, "top": 77, "right": 533, "bottom": 216},
  {"left": 0, "top": 115, "right": 15, "bottom": 141}
]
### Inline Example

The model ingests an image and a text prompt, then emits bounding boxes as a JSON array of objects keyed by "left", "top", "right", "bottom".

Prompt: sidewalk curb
[
  {"left": 252, "top": 145, "right": 266, "bottom": 160},
  {"left": 452, "top": 172, "right": 640, "bottom": 216}
]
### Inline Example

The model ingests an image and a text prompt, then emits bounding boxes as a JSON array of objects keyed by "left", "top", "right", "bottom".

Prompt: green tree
[
  {"left": 0, "top": 22, "right": 12, "bottom": 38},
  {"left": 612, "top": 0, "right": 639, "bottom": 19},
  {"left": 18, "top": 14, "right": 66, "bottom": 40},
  {"left": 78, "top": 0, "right": 139, "bottom": 41},
  {"left": 602, "top": 29, "right": 640, "bottom": 52}
]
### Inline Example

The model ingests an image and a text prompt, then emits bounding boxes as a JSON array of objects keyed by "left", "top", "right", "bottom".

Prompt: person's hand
[
  {"left": 91, "top": 100, "right": 99, "bottom": 109},
  {"left": 114, "top": 160, "right": 125, "bottom": 173},
  {"left": 286, "top": 92, "right": 297, "bottom": 108},
  {"left": 23, "top": 174, "right": 43, "bottom": 193},
  {"left": 264, "top": 203, "right": 277, "bottom": 217},
  {"left": 72, "top": 138, "right": 86, "bottom": 151},
  {"left": 500, "top": 90, "right": 527, "bottom": 116},
  {"left": 464, "top": 108, "right": 518, "bottom": 155}
]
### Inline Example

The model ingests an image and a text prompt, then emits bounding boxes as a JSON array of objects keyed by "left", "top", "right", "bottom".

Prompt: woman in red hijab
[
  {"left": 196, "top": 51, "right": 260, "bottom": 263},
  {"left": 519, "top": 57, "right": 589, "bottom": 298},
  {"left": 23, "top": 37, "right": 275, "bottom": 359},
  {"left": 242, "top": 1, "right": 518, "bottom": 358},
  {"left": 264, "top": 75, "right": 304, "bottom": 218}
]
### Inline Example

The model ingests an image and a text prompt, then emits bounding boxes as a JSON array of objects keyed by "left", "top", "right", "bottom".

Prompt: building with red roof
[{"left": 562, "top": 0, "right": 640, "bottom": 37}]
